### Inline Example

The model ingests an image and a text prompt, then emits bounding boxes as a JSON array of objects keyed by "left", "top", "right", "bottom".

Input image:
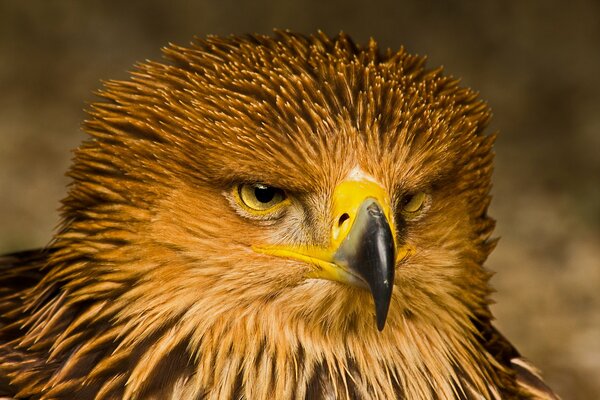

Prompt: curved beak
[
  {"left": 332, "top": 198, "right": 395, "bottom": 330},
  {"left": 255, "top": 179, "right": 405, "bottom": 331}
]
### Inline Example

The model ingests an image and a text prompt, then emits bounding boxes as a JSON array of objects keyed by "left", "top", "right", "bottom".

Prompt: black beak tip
[
  {"left": 376, "top": 316, "right": 386, "bottom": 331},
  {"left": 374, "top": 285, "right": 393, "bottom": 331}
]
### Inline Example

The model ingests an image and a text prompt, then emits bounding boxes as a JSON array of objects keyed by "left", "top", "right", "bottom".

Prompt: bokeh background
[{"left": 1, "top": 1, "right": 598, "bottom": 398}]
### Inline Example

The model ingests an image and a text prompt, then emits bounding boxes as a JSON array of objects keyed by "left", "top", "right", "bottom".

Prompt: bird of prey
[{"left": 0, "top": 31, "right": 558, "bottom": 399}]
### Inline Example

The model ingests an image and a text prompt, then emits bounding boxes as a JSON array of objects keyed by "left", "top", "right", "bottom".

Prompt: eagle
[{"left": 0, "top": 31, "right": 558, "bottom": 399}]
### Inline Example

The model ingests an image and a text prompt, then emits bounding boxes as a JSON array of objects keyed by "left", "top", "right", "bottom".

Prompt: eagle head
[{"left": 3, "top": 32, "right": 530, "bottom": 399}]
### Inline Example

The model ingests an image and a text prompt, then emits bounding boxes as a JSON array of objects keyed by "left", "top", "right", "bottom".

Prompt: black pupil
[
  {"left": 402, "top": 194, "right": 414, "bottom": 207},
  {"left": 254, "top": 185, "right": 277, "bottom": 203}
]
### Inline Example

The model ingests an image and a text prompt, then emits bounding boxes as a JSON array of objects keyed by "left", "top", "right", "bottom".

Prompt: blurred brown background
[{"left": 1, "top": 1, "right": 598, "bottom": 398}]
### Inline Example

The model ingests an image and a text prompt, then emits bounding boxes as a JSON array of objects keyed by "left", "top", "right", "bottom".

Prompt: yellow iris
[
  {"left": 234, "top": 183, "right": 288, "bottom": 214},
  {"left": 401, "top": 192, "right": 427, "bottom": 214}
]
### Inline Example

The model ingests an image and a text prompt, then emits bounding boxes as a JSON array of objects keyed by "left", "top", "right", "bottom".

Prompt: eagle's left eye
[
  {"left": 235, "top": 183, "right": 288, "bottom": 214},
  {"left": 399, "top": 191, "right": 429, "bottom": 218}
]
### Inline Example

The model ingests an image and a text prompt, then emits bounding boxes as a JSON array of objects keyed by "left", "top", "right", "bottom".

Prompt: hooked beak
[
  {"left": 255, "top": 179, "right": 407, "bottom": 331},
  {"left": 331, "top": 198, "right": 395, "bottom": 330}
]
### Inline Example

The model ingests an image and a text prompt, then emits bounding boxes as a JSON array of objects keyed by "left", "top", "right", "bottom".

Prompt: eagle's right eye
[{"left": 235, "top": 183, "right": 288, "bottom": 214}]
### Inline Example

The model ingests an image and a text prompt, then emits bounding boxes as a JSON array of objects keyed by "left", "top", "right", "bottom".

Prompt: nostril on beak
[{"left": 338, "top": 213, "right": 350, "bottom": 227}]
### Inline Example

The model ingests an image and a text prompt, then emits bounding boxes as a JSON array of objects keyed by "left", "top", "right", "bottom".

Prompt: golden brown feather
[{"left": 0, "top": 31, "right": 558, "bottom": 399}]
